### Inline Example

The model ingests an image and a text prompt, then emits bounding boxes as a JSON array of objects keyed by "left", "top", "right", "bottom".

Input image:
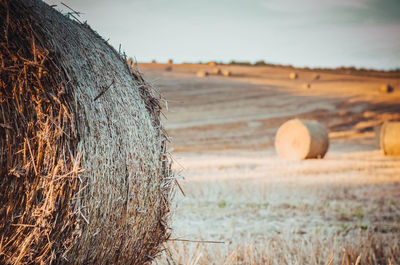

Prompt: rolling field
[{"left": 139, "top": 63, "right": 400, "bottom": 265}]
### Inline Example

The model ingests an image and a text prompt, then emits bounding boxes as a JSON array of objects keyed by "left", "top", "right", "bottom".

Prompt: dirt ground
[{"left": 139, "top": 63, "right": 400, "bottom": 265}]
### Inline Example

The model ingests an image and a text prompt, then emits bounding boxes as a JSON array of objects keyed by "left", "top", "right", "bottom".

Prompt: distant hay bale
[
  {"left": 289, "top": 72, "right": 298, "bottom": 80},
  {"left": 380, "top": 84, "right": 394, "bottom": 93},
  {"left": 152, "top": 59, "right": 157, "bottom": 64},
  {"left": 222, "top": 70, "right": 232, "bottom": 77},
  {"left": 208, "top": 61, "right": 217, "bottom": 67},
  {"left": 168, "top": 59, "right": 173, "bottom": 64},
  {"left": 165, "top": 65, "right": 173, "bottom": 71},
  {"left": 380, "top": 122, "right": 400, "bottom": 156},
  {"left": 302, "top": 83, "right": 311, "bottom": 89},
  {"left": 0, "top": 1, "right": 173, "bottom": 264},
  {"left": 196, "top": 70, "right": 209, "bottom": 78},
  {"left": 275, "top": 119, "right": 329, "bottom": 160},
  {"left": 313, "top": 74, "right": 320, "bottom": 80},
  {"left": 128, "top": 57, "right": 133, "bottom": 66},
  {"left": 338, "top": 109, "right": 349, "bottom": 116},
  {"left": 212, "top": 68, "right": 222, "bottom": 75}
]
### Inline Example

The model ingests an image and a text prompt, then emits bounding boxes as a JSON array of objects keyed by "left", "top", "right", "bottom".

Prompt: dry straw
[
  {"left": 0, "top": 0, "right": 174, "bottom": 264},
  {"left": 275, "top": 119, "right": 329, "bottom": 160},
  {"left": 380, "top": 122, "right": 400, "bottom": 156}
]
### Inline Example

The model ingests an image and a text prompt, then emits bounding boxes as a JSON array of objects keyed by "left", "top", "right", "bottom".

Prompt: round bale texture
[
  {"left": 289, "top": 72, "right": 298, "bottom": 80},
  {"left": 275, "top": 119, "right": 329, "bottom": 160},
  {"left": 196, "top": 71, "right": 209, "bottom": 78},
  {"left": 380, "top": 122, "right": 400, "bottom": 156},
  {"left": 313, "top": 74, "right": 320, "bottom": 80},
  {"left": 0, "top": 1, "right": 173, "bottom": 264},
  {"left": 208, "top": 61, "right": 217, "bottom": 67},
  {"left": 380, "top": 84, "right": 394, "bottom": 93}
]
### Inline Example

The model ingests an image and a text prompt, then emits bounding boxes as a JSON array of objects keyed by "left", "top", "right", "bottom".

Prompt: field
[{"left": 139, "top": 63, "right": 400, "bottom": 265}]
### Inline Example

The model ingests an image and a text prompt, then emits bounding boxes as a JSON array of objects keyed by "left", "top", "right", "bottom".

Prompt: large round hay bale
[
  {"left": 313, "top": 74, "right": 320, "bottom": 80},
  {"left": 208, "top": 61, "right": 217, "bottom": 67},
  {"left": 380, "top": 84, "right": 394, "bottom": 93},
  {"left": 289, "top": 72, "right": 298, "bottom": 80},
  {"left": 275, "top": 119, "right": 329, "bottom": 160},
  {"left": 380, "top": 122, "right": 400, "bottom": 156},
  {"left": 196, "top": 70, "right": 209, "bottom": 78},
  {"left": 0, "top": 1, "right": 173, "bottom": 264}
]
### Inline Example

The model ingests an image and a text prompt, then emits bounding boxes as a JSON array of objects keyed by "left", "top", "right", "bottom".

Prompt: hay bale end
[
  {"left": 222, "top": 70, "right": 232, "bottom": 77},
  {"left": 275, "top": 119, "right": 329, "bottom": 160},
  {"left": 380, "top": 122, "right": 400, "bottom": 156},
  {"left": 289, "top": 72, "right": 298, "bottom": 80},
  {"left": 380, "top": 84, "right": 394, "bottom": 93}
]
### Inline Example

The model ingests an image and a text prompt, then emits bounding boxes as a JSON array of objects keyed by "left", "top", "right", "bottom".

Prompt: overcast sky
[{"left": 44, "top": 0, "right": 400, "bottom": 70}]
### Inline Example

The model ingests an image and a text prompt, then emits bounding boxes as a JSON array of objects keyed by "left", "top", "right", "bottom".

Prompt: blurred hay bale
[
  {"left": 168, "top": 59, "right": 173, "bottom": 64},
  {"left": 380, "top": 84, "right": 394, "bottom": 93},
  {"left": 128, "top": 57, "right": 133, "bottom": 66},
  {"left": 208, "top": 61, "right": 217, "bottom": 67},
  {"left": 196, "top": 71, "right": 209, "bottom": 78},
  {"left": 275, "top": 119, "right": 329, "bottom": 160},
  {"left": 289, "top": 72, "right": 298, "bottom": 80},
  {"left": 313, "top": 74, "right": 320, "bottom": 80},
  {"left": 0, "top": 1, "right": 174, "bottom": 264},
  {"left": 152, "top": 59, "right": 157, "bottom": 64},
  {"left": 338, "top": 109, "right": 349, "bottom": 116},
  {"left": 302, "top": 83, "right": 311, "bottom": 89},
  {"left": 222, "top": 70, "right": 232, "bottom": 77},
  {"left": 165, "top": 65, "right": 173, "bottom": 71},
  {"left": 380, "top": 122, "right": 400, "bottom": 156},
  {"left": 212, "top": 68, "right": 222, "bottom": 75}
]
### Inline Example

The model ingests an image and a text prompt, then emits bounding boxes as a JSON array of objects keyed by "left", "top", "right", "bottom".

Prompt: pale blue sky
[{"left": 45, "top": 0, "right": 400, "bottom": 70}]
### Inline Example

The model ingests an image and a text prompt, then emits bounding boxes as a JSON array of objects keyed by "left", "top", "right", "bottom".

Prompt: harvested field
[{"left": 139, "top": 63, "right": 400, "bottom": 264}]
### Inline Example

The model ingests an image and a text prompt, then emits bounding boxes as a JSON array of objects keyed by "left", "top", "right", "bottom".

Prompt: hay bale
[
  {"left": 212, "top": 68, "right": 222, "bottom": 75},
  {"left": 302, "top": 83, "right": 311, "bottom": 89},
  {"left": 380, "top": 84, "right": 394, "bottom": 93},
  {"left": 275, "top": 119, "right": 329, "bottom": 160},
  {"left": 289, "top": 72, "right": 298, "bottom": 80},
  {"left": 168, "top": 59, "right": 173, "bottom": 64},
  {"left": 222, "top": 70, "right": 232, "bottom": 77},
  {"left": 208, "top": 61, "right": 217, "bottom": 67},
  {"left": 380, "top": 122, "right": 400, "bottom": 156},
  {"left": 0, "top": 1, "right": 173, "bottom": 264},
  {"left": 165, "top": 65, "right": 173, "bottom": 71},
  {"left": 196, "top": 71, "right": 209, "bottom": 78},
  {"left": 128, "top": 57, "right": 133, "bottom": 66},
  {"left": 313, "top": 74, "right": 320, "bottom": 80}
]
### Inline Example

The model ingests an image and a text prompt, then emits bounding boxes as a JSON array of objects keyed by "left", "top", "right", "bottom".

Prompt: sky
[{"left": 44, "top": 0, "right": 400, "bottom": 70}]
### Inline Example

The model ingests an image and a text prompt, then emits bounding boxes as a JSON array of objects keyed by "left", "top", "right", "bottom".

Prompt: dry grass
[{"left": 155, "top": 150, "right": 400, "bottom": 265}]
